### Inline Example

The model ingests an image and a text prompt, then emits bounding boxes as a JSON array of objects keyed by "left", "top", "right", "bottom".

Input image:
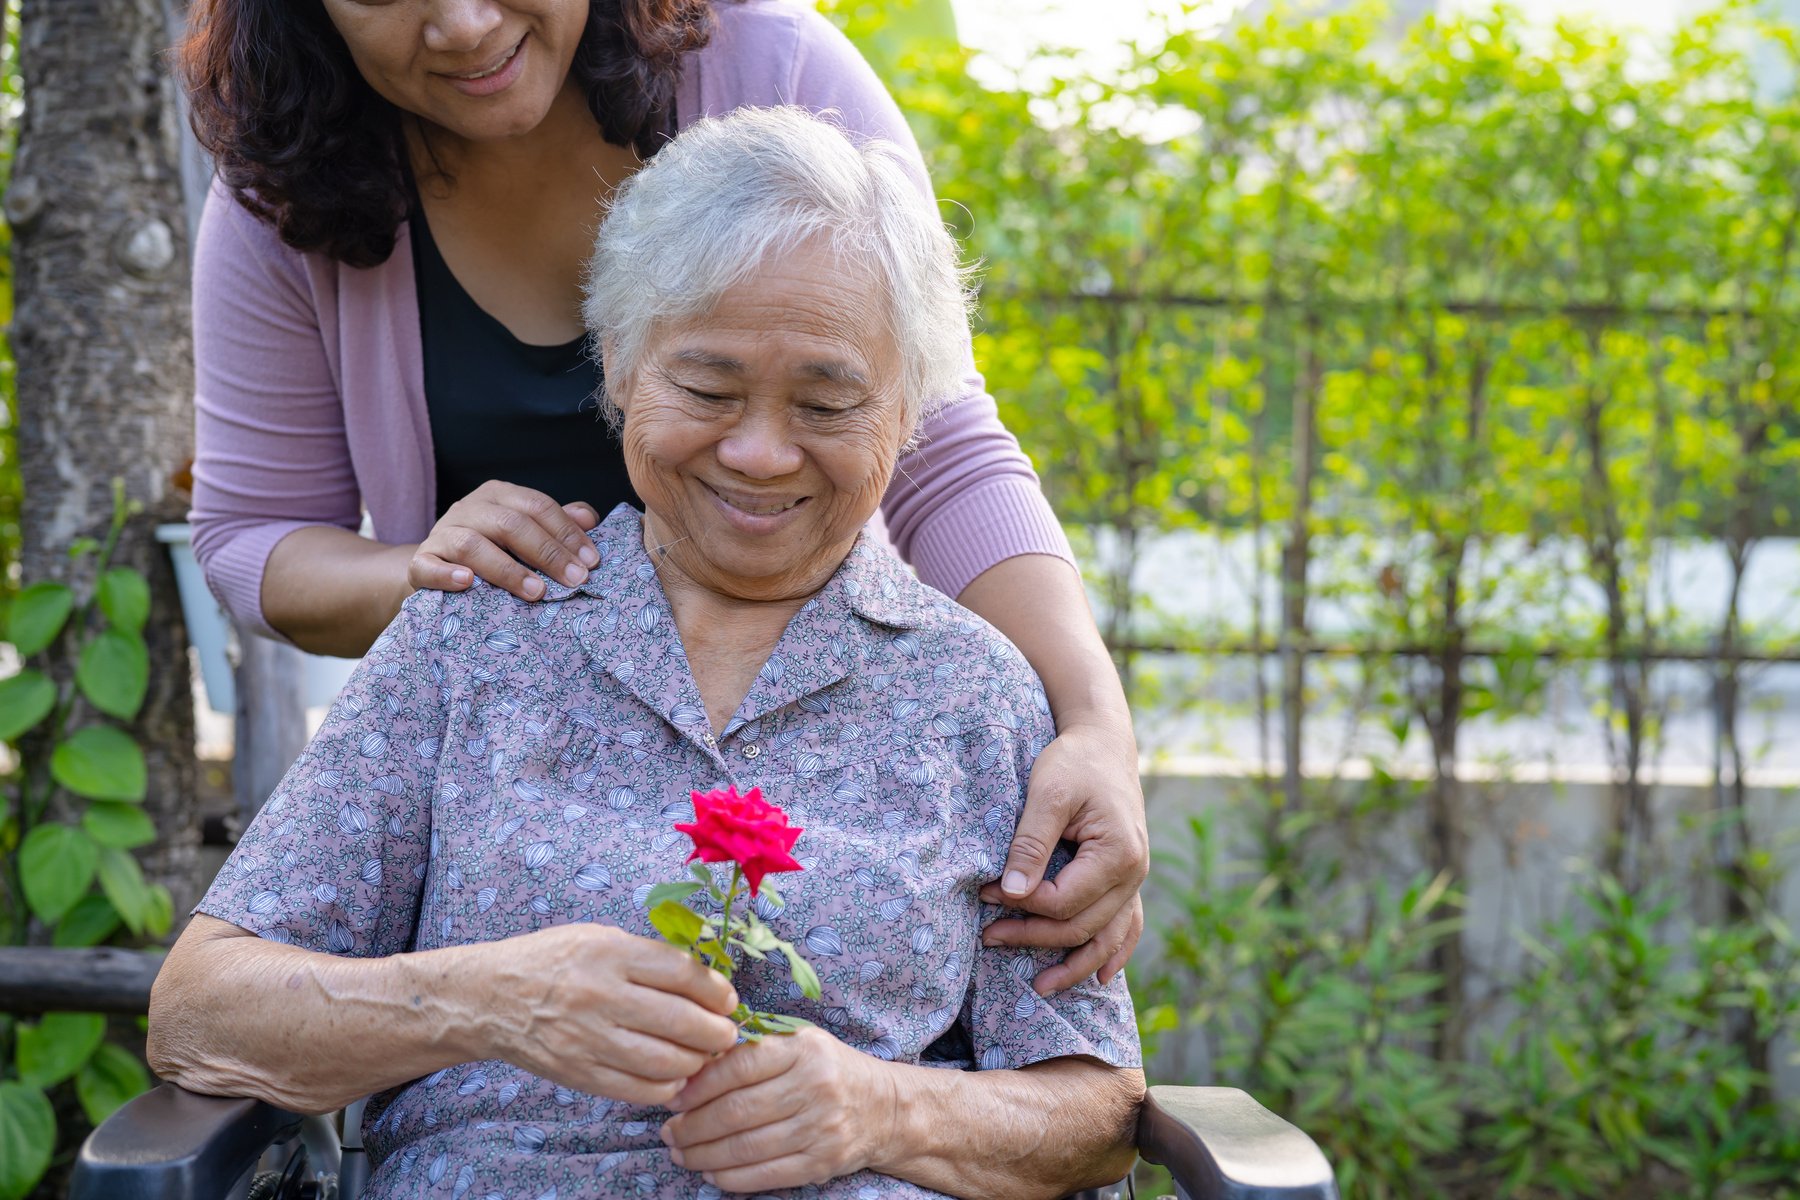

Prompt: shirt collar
[{"left": 546, "top": 505, "right": 933, "bottom": 737}]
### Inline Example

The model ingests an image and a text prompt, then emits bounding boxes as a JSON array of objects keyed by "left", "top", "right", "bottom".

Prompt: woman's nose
[
  {"left": 715, "top": 411, "right": 804, "bottom": 479},
  {"left": 422, "top": 0, "right": 505, "bottom": 53}
]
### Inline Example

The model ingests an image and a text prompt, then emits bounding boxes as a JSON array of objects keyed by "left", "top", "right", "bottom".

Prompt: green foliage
[
  {"left": 1140, "top": 808, "right": 1800, "bottom": 1197},
  {"left": 0, "top": 483, "right": 166, "bottom": 1198}
]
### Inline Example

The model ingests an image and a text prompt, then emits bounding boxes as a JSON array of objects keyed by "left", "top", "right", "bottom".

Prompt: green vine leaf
[
  {"left": 52, "top": 725, "right": 147, "bottom": 803},
  {"left": 96, "top": 568, "right": 151, "bottom": 633},
  {"left": 52, "top": 895, "right": 123, "bottom": 949},
  {"left": 16, "top": 1011, "right": 105, "bottom": 1089},
  {"left": 83, "top": 801, "right": 157, "bottom": 849},
  {"left": 0, "top": 670, "right": 55, "bottom": 742},
  {"left": 76, "top": 628, "right": 150, "bottom": 721},
  {"left": 75, "top": 1042, "right": 149, "bottom": 1127},
  {"left": 0, "top": 1081, "right": 55, "bottom": 1200},
  {"left": 6, "top": 582, "right": 74, "bottom": 657},
  {"left": 95, "top": 848, "right": 154, "bottom": 937},
  {"left": 20, "top": 824, "right": 98, "bottom": 924}
]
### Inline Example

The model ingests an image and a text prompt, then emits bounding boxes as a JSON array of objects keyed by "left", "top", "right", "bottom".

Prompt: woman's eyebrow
[
  {"left": 674, "top": 349, "right": 746, "bottom": 373},
  {"left": 800, "top": 361, "right": 870, "bottom": 389}
]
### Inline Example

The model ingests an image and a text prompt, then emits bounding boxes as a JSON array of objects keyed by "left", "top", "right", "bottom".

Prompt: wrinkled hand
[
  {"left": 480, "top": 924, "right": 740, "bottom": 1106},
  {"left": 408, "top": 479, "right": 600, "bottom": 602},
  {"left": 981, "top": 722, "right": 1148, "bottom": 995},
  {"left": 660, "top": 1026, "right": 894, "bottom": 1192}
]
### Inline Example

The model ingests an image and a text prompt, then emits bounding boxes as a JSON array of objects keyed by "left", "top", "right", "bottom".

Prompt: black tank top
[{"left": 411, "top": 212, "right": 639, "bottom": 520}]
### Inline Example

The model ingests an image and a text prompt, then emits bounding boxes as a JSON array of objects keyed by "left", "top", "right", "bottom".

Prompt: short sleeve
[
  {"left": 196, "top": 589, "right": 449, "bottom": 958},
  {"left": 958, "top": 658, "right": 1142, "bottom": 1072}
]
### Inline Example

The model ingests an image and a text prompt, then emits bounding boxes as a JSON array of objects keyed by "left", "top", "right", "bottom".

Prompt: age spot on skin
[
  {"left": 287, "top": 973, "right": 304, "bottom": 989},
  {"left": 413, "top": 994, "right": 424, "bottom": 1006}
]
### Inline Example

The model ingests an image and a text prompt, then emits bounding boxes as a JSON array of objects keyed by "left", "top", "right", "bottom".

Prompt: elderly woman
[{"left": 149, "top": 107, "right": 1143, "bottom": 1199}]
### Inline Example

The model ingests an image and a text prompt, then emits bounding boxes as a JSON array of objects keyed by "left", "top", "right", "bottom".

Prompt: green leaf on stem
[
  {"left": 776, "top": 939, "right": 823, "bottom": 1000},
  {"left": 96, "top": 569, "right": 151, "bottom": 633},
  {"left": 16, "top": 1011, "right": 105, "bottom": 1088},
  {"left": 0, "top": 1081, "right": 55, "bottom": 1200},
  {"left": 645, "top": 881, "right": 704, "bottom": 910},
  {"left": 145, "top": 884, "right": 174, "bottom": 939},
  {"left": 21, "top": 824, "right": 98, "bottom": 923},
  {"left": 83, "top": 801, "right": 157, "bottom": 849},
  {"left": 53, "top": 895, "right": 123, "bottom": 948},
  {"left": 689, "top": 862, "right": 717, "bottom": 887},
  {"left": 96, "top": 848, "right": 153, "bottom": 937},
  {"left": 0, "top": 671, "right": 55, "bottom": 742},
  {"left": 648, "top": 900, "right": 704, "bottom": 947},
  {"left": 7, "top": 582, "right": 74, "bottom": 657},
  {"left": 695, "top": 939, "right": 734, "bottom": 977},
  {"left": 52, "top": 725, "right": 147, "bottom": 802},
  {"left": 76, "top": 1042, "right": 150, "bottom": 1126},
  {"left": 753, "top": 1013, "right": 814, "bottom": 1034},
  {"left": 77, "top": 628, "right": 150, "bottom": 721},
  {"left": 739, "top": 920, "right": 781, "bottom": 952},
  {"left": 730, "top": 938, "right": 767, "bottom": 961}
]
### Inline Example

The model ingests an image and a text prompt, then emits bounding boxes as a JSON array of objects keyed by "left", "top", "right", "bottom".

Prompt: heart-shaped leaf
[
  {"left": 52, "top": 725, "right": 146, "bottom": 803},
  {"left": 17, "top": 1011, "right": 105, "bottom": 1089},
  {"left": 7, "top": 582, "right": 74, "bottom": 657},
  {"left": 83, "top": 801, "right": 157, "bottom": 849},
  {"left": 96, "top": 848, "right": 152, "bottom": 937},
  {"left": 77, "top": 628, "right": 149, "bottom": 721},
  {"left": 96, "top": 569, "right": 151, "bottom": 633},
  {"left": 20, "top": 824, "right": 98, "bottom": 924},
  {"left": 0, "top": 671, "right": 56, "bottom": 742},
  {"left": 52, "top": 894, "right": 123, "bottom": 948},
  {"left": 0, "top": 1082, "right": 55, "bottom": 1200}
]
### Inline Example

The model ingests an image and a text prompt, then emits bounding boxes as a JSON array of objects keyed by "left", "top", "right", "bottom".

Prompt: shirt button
[{"left": 743, "top": 744, "right": 761, "bottom": 760}]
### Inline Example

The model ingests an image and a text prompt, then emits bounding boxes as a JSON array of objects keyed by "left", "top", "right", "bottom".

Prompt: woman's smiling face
[
  {"left": 613, "top": 240, "right": 910, "bottom": 604},
  {"left": 321, "top": 0, "right": 587, "bottom": 142}
]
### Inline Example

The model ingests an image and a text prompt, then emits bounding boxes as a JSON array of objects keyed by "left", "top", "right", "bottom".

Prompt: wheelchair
[{"left": 69, "top": 1079, "right": 1338, "bottom": 1200}]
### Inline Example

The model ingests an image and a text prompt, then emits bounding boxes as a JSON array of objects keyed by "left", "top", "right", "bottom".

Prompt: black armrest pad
[
  {"left": 1136, "top": 1085, "right": 1339, "bottom": 1200},
  {"left": 70, "top": 1082, "right": 304, "bottom": 1200}
]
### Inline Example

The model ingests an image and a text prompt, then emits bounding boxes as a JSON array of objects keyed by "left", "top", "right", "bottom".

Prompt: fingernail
[
  {"left": 660, "top": 1123, "right": 675, "bottom": 1145},
  {"left": 563, "top": 562, "right": 587, "bottom": 586},
  {"left": 450, "top": 569, "right": 471, "bottom": 586},
  {"left": 523, "top": 577, "right": 544, "bottom": 599},
  {"left": 671, "top": 1149, "right": 686, "bottom": 1167},
  {"left": 1002, "top": 870, "right": 1030, "bottom": 896},
  {"left": 703, "top": 1174, "right": 717, "bottom": 1186},
  {"left": 579, "top": 545, "right": 600, "bottom": 567}
]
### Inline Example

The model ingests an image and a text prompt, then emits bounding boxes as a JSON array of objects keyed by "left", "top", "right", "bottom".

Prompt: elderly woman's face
[
  {"left": 321, "top": 0, "right": 586, "bottom": 142},
  {"left": 616, "top": 243, "right": 909, "bottom": 603}
]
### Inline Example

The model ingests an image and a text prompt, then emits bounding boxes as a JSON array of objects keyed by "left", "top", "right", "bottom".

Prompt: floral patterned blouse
[{"left": 198, "top": 504, "right": 1140, "bottom": 1200}]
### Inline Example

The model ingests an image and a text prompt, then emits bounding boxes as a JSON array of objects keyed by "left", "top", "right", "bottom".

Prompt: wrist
[{"left": 862, "top": 1060, "right": 915, "bottom": 1176}]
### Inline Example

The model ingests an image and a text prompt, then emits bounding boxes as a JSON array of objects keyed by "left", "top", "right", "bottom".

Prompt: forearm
[
  {"left": 874, "top": 1059, "right": 1145, "bottom": 1199},
  {"left": 147, "top": 918, "right": 492, "bottom": 1114},
  {"left": 262, "top": 526, "right": 417, "bottom": 657},
  {"left": 958, "top": 556, "right": 1132, "bottom": 739}
]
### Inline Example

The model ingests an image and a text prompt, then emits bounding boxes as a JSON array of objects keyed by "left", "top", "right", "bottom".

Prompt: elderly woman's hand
[
  {"left": 979, "top": 721, "right": 1149, "bottom": 995},
  {"left": 479, "top": 924, "right": 742, "bottom": 1106},
  {"left": 408, "top": 480, "right": 602, "bottom": 602},
  {"left": 658, "top": 1026, "right": 895, "bottom": 1191}
]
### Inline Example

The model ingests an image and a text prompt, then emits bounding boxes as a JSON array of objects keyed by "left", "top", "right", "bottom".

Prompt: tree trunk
[{"left": 9, "top": 0, "right": 197, "bottom": 915}]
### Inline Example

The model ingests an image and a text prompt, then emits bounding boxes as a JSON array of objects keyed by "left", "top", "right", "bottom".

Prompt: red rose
[{"left": 675, "top": 785, "right": 803, "bottom": 896}]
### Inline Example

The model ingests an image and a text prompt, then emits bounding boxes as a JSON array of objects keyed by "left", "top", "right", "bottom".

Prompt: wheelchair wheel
[{"left": 244, "top": 1142, "right": 338, "bottom": 1200}]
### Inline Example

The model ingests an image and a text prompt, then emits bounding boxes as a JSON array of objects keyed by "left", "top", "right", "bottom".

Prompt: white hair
[{"left": 583, "top": 105, "right": 974, "bottom": 436}]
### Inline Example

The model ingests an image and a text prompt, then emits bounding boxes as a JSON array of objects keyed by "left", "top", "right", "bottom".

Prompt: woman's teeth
[
  {"left": 723, "top": 494, "right": 802, "bottom": 516},
  {"left": 453, "top": 42, "right": 520, "bottom": 80}
]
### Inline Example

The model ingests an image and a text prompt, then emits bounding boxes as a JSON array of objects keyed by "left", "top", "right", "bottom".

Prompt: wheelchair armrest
[
  {"left": 1137, "top": 1085, "right": 1339, "bottom": 1200},
  {"left": 70, "top": 1082, "right": 305, "bottom": 1200}
]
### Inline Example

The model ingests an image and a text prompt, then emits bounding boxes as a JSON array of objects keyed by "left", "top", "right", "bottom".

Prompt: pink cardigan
[{"left": 188, "top": 0, "right": 1072, "bottom": 639}]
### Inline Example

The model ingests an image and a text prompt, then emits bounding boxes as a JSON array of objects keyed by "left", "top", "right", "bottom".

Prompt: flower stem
[{"left": 719, "top": 864, "right": 743, "bottom": 977}]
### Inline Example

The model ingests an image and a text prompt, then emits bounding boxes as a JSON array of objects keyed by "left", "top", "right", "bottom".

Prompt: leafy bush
[{"left": 0, "top": 483, "right": 168, "bottom": 1200}]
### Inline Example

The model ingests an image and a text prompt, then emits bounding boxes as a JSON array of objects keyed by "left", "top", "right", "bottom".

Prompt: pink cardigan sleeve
[
  {"left": 188, "top": 182, "right": 364, "bottom": 640},
  {"left": 783, "top": 10, "right": 1075, "bottom": 598}
]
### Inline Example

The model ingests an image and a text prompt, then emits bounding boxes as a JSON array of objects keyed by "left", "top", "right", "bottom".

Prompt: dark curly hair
[{"left": 181, "top": 1, "right": 719, "bottom": 267}]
